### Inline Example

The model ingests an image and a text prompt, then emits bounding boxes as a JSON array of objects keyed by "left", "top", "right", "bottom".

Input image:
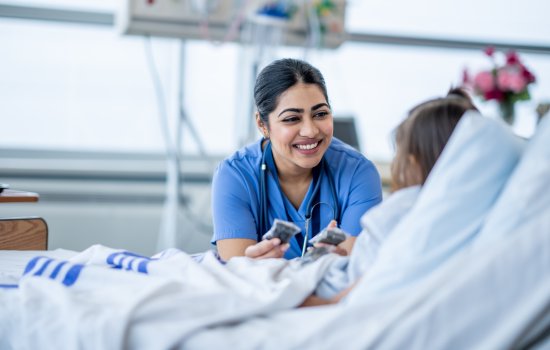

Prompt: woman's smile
[
  {"left": 293, "top": 139, "right": 322, "bottom": 154},
  {"left": 264, "top": 83, "right": 333, "bottom": 174}
]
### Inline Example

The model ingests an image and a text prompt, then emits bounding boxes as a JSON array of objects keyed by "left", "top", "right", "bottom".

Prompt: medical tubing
[{"left": 259, "top": 161, "right": 268, "bottom": 241}]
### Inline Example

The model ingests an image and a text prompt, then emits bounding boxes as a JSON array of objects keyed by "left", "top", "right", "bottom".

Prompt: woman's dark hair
[
  {"left": 254, "top": 58, "right": 329, "bottom": 126},
  {"left": 391, "top": 87, "right": 478, "bottom": 190}
]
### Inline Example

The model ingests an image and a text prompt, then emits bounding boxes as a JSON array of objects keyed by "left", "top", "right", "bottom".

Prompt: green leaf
[{"left": 511, "top": 89, "right": 531, "bottom": 103}]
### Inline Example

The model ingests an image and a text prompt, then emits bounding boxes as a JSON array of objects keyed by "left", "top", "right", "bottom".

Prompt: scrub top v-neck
[
  {"left": 261, "top": 140, "right": 325, "bottom": 256},
  {"left": 211, "top": 137, "right": 383, "bottom": 259}
]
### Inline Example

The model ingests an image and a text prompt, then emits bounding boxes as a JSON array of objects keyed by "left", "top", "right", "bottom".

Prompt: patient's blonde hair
[{"left": 391, "top": 88, "right": 478, "bottom": 191}]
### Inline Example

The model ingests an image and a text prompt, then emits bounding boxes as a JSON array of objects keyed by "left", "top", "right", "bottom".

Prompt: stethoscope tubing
[{"left": 258, "top": 140, "right": 339, "bottom": 250}]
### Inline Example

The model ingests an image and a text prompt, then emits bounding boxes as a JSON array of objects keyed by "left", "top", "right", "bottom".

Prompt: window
[
  {"left": 346, "top": 0, "right": 550, "bottom": 46},
  {"left": 1, "top": 1, "right": 549, "bottom": 162}
]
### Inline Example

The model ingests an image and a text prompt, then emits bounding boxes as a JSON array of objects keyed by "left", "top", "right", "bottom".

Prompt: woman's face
[{"left": 263, "top": 83, "right": 333, "bottom": 176}]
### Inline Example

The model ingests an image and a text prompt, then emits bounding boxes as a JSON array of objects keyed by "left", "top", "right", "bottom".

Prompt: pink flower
[
  {"left": 521, "top": 65, "right": 536, "bottom": 83},
  {"left": 506, "top": 51, "right": 520, "bottom": 65},
  {"left": 484, "top": 89, "right": 505, "bottom": 102},
  {"left": 497, "top": 68, "right": 527, "bottom": 93},
  {"left": 462, "top": 47, "right": 535, "bottom": 106},
  {"left": 473, "top": 71, "right": 494, "bottom": 93},
  {"left": 484, "top": 46, "right": 495, "bottom": 57}
]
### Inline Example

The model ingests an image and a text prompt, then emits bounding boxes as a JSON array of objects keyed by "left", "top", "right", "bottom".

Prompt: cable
[
  {"left": 143, "top": 36, "right": 176, "bottom": 158},
  {"left": 305, "top": 0, "right": 323, "bottom": 49},
  {"left": 223, "top": 0, "right": 252, "bottom": 42},
  {"left": 143, "top": 37, "right": 213, "bottom": 250}
]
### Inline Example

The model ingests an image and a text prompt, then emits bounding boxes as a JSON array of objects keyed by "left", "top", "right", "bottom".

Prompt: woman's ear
[{"left": 256, "top": 113, "right": 269, "bottom": 139}]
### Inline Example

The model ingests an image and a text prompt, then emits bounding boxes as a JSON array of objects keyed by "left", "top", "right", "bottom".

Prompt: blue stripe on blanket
[
  {"left": 23, "top": 256, "right": 55, "bottom": 277},
  {"left": 106, "top": 251, "right": 150, "bottom": 274},
  {"left": 21, "top": 256, "right": 84, "bottom": 287},
  {"left": 50, "top": 261, "right": 68, "bottom": 279},
  {"left": 23, "top": 256, "right": 44, "bottom": 275},
  {"left": 106, "top": 251, "right": 145, "bottom": 264},
  {"left": 34, "top": 258, "right": 53, "bottom": 276},
  {"left": 0, "top": 284, "right": 18, "bottom": 289},
  {"left": 62, "top": 264, "right": 84, "bottom": 286},
  {"left": 138, "top": 260, "right": 148, "bottom": 273}
]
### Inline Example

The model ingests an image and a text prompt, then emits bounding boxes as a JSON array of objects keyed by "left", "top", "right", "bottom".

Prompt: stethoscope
[{"left": 258, "top": 140, "right": 339, "bottom": 256}]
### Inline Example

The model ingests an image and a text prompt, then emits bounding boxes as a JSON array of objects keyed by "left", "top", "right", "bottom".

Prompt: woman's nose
[{"left": 300, "top": 117, "right": 319, "bottom": 137}]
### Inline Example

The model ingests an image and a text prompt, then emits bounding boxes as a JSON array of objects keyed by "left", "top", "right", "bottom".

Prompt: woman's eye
[
  {"left": 314, "top": 111, "right": 330, "bottom": 119},
  {"left": 282, "top": 116, "right": 300, "bottom": 123}
]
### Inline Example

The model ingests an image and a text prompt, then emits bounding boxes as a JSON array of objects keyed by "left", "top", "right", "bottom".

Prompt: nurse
[{"left": 211, "top": 58, "right": 382, "bottom": 261}]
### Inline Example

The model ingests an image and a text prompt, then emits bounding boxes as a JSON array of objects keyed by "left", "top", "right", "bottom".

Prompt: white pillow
[
  {"left": 316, "top": 186, "right": 421, "bottom": 299},
  {"left": 347, "top": 185, "right": 421, "bottom": 283},
  {"left": 474, "top": 113, "right": 550, "bottom": 247},
  {"left": 354, "top": 112, "right": 525, "bottom": 296}
]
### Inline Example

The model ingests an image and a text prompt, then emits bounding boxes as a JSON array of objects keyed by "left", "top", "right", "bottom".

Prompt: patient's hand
[
  {"left": 299, "top": 280, "right": 360, "bottom": 308},
  {"left": 244, "top": 238, "right": 289, "bottom": 259},
  {"left": 311, "top": 244, "right": 348, "bottom": 256}
]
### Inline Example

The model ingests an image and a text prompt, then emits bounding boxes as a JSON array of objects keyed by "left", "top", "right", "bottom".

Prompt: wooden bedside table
[
  {"left": 0, "top": 189, "right": 39, "bottom": 203},
  {"left": 0, "top": 189, "right": 48, "bottom": 250}
]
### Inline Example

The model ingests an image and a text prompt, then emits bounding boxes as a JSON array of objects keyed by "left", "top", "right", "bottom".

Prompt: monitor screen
[{"left": 333, "top": 117, "right": 360, "bottom": 152}]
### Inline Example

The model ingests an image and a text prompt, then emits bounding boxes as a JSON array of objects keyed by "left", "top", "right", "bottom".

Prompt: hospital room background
[{"left": 1, "top": 0, "right": 549, "bottom": 256}]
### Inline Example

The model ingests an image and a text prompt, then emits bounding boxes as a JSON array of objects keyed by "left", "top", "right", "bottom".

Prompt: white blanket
[
  {"left": 0, "top": 245, "right": 340, "bottom": 350},
  {"left": 184, "top": 210, "right": 550, "bottom": 349}
]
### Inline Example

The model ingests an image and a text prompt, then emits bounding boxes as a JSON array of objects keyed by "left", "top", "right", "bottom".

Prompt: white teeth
[{"left": 296, "top": 142, "right": 319, "bottom": 150}]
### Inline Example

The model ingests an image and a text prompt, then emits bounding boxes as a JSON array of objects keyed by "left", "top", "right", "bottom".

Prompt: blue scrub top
[{"left": 211, "top": 137, "right": 382, "bottom": 259}]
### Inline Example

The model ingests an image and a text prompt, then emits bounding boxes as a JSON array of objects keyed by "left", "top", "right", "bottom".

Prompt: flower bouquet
[{"left": 463, "top": 47, "right": 536, "bottom": 124}]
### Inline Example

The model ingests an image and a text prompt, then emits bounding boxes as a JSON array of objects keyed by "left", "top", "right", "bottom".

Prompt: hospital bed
[
  {"left": 1, "top": 112, "right": 549, "bottom": 350},
  {"left": 0, "top": 217, "right": 48, "bottom": 251}
]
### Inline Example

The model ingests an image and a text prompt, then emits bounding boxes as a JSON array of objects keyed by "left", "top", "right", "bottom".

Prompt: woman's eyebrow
[
  {"left": 278, "top": 108, "right": 303, "bottom": 117},
  {"left": 311, "top": 103, "right": 330, "bottom": 111},
  {"left": 277, "top": 103, "right": 330, "bottom": 117}
]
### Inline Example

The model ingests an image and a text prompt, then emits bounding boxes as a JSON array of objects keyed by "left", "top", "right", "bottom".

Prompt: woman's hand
[{"left": 244, "top": 238, "right": 290, "bottom": 259}]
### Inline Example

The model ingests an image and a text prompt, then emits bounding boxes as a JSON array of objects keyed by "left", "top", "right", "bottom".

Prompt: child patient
[{"left": 301, "top": 88, "right": 478, "bottom": 306}]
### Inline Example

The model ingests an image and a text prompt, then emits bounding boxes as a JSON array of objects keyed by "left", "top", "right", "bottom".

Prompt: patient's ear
[
  {"left": 406, "top": 155, "right": 424, "bottom": 187},
  {"left": 390, "top": 153, "right": 423, "bottom": 191}
]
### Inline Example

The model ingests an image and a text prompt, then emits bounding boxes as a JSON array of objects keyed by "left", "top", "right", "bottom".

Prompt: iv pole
[{"left": 157, "top": 39, "right": 206, "bottom": 251}]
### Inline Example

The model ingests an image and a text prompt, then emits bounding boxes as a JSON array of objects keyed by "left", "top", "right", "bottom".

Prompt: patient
[{"left": 301, "top": 87, "right": 478, "bottom": 306}]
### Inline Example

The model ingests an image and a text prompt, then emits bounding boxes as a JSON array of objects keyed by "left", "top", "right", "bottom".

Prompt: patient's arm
[
  {"left": 299, "top": 280, "right": 360, "bottom": 308},
  {"left": 299, "top": 294, "right": 338, "bottom": 307}
]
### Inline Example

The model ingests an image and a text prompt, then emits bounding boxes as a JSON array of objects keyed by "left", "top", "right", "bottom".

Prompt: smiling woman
[
  {"left": 260, "top": 83, "right": 333, "bottom": 182},
  {"left": 211, "top": 58, "right": 383, "bottom": 261}
]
